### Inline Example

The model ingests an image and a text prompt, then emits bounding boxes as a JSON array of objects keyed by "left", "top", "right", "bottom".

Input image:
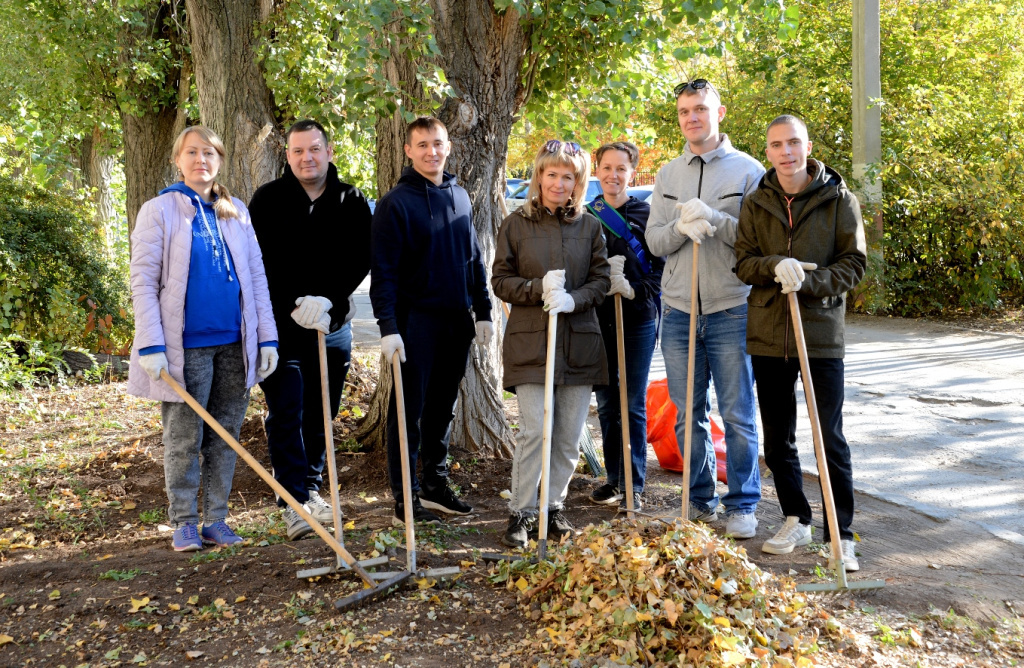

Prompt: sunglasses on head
[
  {"left": 673, "top": 78, "right": 716, "bottom": 97},
  {"left": 544, "top": 139, "right": 582, "bottom": 156}
]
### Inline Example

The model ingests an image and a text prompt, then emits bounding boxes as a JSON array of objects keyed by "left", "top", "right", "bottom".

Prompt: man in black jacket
[
  {"left": 250, "top": 120, "right": 372, "bottom": 540},
  {"left": 370, "top": 116, "right": 493, "bottom": 525}
]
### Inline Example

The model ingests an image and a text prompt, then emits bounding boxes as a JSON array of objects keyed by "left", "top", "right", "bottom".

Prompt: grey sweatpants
[
  {"left": 509, "top": 383, "right": 592, "bottom": 515},
  {"left": 162, "top": 343, "right": 249, "bottom": 526}
]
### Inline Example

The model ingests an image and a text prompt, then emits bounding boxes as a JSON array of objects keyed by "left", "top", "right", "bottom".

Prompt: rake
[
  {"left": 786, "top": 291, "right": 885, "bottom": 593},
  {"left": 158, "top": 368, "right": 411, "bottom": 611}
]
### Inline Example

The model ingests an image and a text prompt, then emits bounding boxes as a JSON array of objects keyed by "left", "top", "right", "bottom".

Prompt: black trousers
[
  {"left": 386, "top": 309, "right": 474, "bottom": 501},
  {"left": 260, "top": 325, "right": 352, "bottom": 506},
  {"left": 751, "top": 355, "right": 854, "bottom": 541}
]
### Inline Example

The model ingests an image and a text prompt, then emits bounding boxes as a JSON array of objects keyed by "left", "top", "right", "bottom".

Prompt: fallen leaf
[
  {"left": 499, "top": 490, "right": 512, "bottom": 500},
  {"left": 105, "top": 646, "right": 122, "bottom": 660},
  {"left": 187, "top": 595, "right": 199, "bottom": 605},
  {"left": 343, "top": 520, "right": 356, "bottom": 530},
  {"left": 234, "top": 595, "right": 246, "bottom": 603},
  {"left": 515, "top": 577, "right": 528, "bottom": 592},
  {"left": 97, "top": 554, "right": 114, "bottom": 561},
  {"left": 132, "top": 652, "right": 147, "bottom": 663},
  {"left": 0, "top": 634, "right": 13, "bottom": 646},
  {"left": 186, "top": 650, "right": 204, "bottom": 659},
  {"left": 168, "top": 603, "right": 181, "bottom": 611},
  {"left": 48, "top": 589, "right": 60, "bottom": 600},
  {"left": 130, "top": 597, "right": 151, "bottom": 612},
  {"left": 416, "top": 577, "right": 437, "bottom": 590},
  {"left": 124, "top": 501, "right": 137, "bottom": 510}
]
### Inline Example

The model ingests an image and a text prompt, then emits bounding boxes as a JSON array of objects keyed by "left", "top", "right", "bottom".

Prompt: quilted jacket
[{"left": 127, "top": 191, "right": 278, "bottom": 402}]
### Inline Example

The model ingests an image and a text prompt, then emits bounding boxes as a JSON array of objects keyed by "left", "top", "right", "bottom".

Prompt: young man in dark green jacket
[{"left": 735, "top": 115, "right": 867, "bottom": 571}]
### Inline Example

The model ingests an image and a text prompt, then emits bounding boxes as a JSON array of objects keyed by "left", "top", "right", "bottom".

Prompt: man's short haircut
[
  {"left": 676, "top": 79, "right": 722, "bottom": 107},
  {"left": 595, "top": 141, "right": 640, "bottom": 170},
  {"left": 286, "top": 119, "right": 329, "bottom": 145},
  {"left": 766, "top": 114, "right": 808, "bottom": 136},
  {"left": 405, "top": 116, "right": 448, "bottom": 145}
]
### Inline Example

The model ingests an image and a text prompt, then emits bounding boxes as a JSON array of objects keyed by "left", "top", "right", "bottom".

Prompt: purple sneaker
[
  {"left": 172, "top": 523, "right": 203, "bottom": 552},
  {"left": 201, "top": 521, "right": 243, "bottom": 547}
]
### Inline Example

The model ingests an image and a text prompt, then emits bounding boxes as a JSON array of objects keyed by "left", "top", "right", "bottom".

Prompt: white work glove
[
  {"left": 258, "top": 347, "right": 279, "bottom": 380},
  {"left": 607, "top": 255, "right": 635, "bottom": 300},
  {"left": 541, "top": 269, "right": 565, "bottom": 299},
  {"left": 475, "top": 321, "right": 494, "bottom": 347},
  {"left": 138, "top": 351, "right": 168, "bottom": 382},
  {"left": 381, "top": 334, "right": 406, "bottom": 363},
  {"left": 774, "top": 258, "right": 818, "bottom": 294},
  {"left": 675, "top": 197, "right": 716, "bottom": 223},
  {"left": 674, "top": 217, "right": 716, "bottom": 244},
  {"left": 543, "top": 288, "right": 575, "bottom": 315},
  {"left": 292, "top": 296, "right": 332, "bottom": 329}
]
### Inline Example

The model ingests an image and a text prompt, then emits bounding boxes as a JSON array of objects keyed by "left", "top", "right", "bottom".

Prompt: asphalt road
[{"left": 350, "top": 277, "right": 1024, "bottom": 546}]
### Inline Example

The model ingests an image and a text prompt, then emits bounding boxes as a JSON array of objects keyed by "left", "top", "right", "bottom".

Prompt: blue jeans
[
  {"left": 661, "top": 304, "right": 760, "bottom": 515},
  {"left": 594, "top": 318, "right": 657, "bottom": 494},
  {"left": 260, "top": 323, "right": 352, "bottom": 506}
]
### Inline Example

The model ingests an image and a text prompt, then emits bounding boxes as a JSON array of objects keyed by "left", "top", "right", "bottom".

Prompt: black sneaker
[
  {"left": 589, "top": 483, "right": 623, "bottom": 506},
  {"left": 393, "top": 495, "right": 442, "bottom": 526},
  {"left": 619, "top": 492, "right": 643, "bottom": 512},
  {"left": 501, "top": 512, "right": 535, "bottom": 549},
  {"left": 547, "top": 509, "right": 575, "bottom": 541},
  {"left": 420, "top": 483, "right": 473, "bottom": 516}
]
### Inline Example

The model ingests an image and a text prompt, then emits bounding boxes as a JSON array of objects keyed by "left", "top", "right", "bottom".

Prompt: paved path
[{"left": 350, "top": 276, "right": 1024, "bottom": 545}]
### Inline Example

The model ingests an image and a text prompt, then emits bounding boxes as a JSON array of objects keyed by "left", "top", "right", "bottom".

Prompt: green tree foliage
[{"left": 0, "top": 174, "right": 131, "bottom": 351}]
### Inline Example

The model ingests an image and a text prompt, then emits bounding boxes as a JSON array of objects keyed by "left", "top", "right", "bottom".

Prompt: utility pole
[{"left": 853, "top": 0, "right": 883, "bottom": 304}]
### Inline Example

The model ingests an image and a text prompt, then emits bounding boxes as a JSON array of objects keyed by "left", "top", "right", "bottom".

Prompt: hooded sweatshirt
[
  {"left": 370, "top": 167, "right": 492, "bottom": 337},
  {"left": 149, "top": 182, "right": 242, "bottom": 351}
]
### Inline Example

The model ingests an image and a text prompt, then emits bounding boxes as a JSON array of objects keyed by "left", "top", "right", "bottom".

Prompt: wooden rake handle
[
  {"left": 786, "top": 292, "right": 849, "bottom": 586},
  {"left": 318, "top": 332, "right": 346, "bottom": 552},
  {"left": 682, "top": 242, "right": 699, "bottom": 520},
  {"left": 159, "top": 369, "right": 377, "bottom": 588},
  {"left": 537, "top": 310, "right": 558, "bottom": 560},
  {"left": 391, "top": 353, "right": 416, "bottom": 573},
  {"left": 614, "top": 294, "right": 635, "bottom": 517}
]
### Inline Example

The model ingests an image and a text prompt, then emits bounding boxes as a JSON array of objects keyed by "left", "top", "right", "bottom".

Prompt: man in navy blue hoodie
[
  {"left": 250, "top": 120, "right": 372, "bottom": 540},
  {"left": 371, "top": 117, "right": 493, "bottom": 525}
]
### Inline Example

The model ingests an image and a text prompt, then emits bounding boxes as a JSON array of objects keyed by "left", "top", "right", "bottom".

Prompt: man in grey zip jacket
[{"left": 646, "top": 79, "right": 765, "bottom": 539}]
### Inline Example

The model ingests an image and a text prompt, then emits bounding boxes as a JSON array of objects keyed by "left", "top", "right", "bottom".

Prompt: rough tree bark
[
  {"left": 79, "top": 126, "right": 118, "bottom": 256},
  {"left": 120, "top": 1, "right": 186, "bottom": 237},
  {"left": 184, "top": 0, "right": 284, "bottom": 202},
  {"left": 356, "top": 1, "right": 530, "bottom": 459}
]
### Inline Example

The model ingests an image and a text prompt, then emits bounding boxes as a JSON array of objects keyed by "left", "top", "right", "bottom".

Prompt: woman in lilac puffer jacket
[{"left": 127, "top": 126, "right": 278, "bottom": 552}]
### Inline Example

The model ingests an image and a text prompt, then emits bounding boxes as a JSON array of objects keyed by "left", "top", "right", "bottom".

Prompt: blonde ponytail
[{"left": 211, "top": 182, "right": 241, "bottom": 220}]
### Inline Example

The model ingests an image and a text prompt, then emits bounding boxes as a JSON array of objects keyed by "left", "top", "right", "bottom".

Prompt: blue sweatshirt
[
  {"left": 370, "top": 167, "right": 492, "bottom": 337},
  {"left": 157, "top": 182, "right": 242, "bottom": 350}
]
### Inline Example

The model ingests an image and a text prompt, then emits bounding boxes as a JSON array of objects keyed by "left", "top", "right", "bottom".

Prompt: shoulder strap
[{"left": 587, "top": 196, "right": 652, "bottom": 274}]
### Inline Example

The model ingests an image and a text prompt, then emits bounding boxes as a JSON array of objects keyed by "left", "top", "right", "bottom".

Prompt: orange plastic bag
[{"left": 646, "top": 378, "right": 727, "bottom": 483}]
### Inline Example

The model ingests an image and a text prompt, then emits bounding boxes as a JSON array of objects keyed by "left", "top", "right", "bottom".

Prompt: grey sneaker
[
  {"left": 761, "top": 516, "right": 811, "bottom": 554},
  {"left": 688, "top": 506, "right": 718, "bottom": 523},
  {"left": 724, "top": 512, "right": 758, "bottom": 539},
  {"left": 304, "top": 489, "right": 336, "bottom": 525},
  {"left": 282, "top": 507, "right": 313, "bottom": 541},
  {"left": 827, "top": 539, "right": 861, "bottom": 572}
]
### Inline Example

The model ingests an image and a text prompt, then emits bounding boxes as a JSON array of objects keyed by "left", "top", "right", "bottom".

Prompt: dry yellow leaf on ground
[
  {"left": 0, "top": 634, "right": 13, "bottom": 646},
  {"left": 129, "top": 597, "right": 150, "bottom": 612}
]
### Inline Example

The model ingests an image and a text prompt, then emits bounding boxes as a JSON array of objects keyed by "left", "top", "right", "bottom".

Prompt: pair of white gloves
[
  {"left": 773, "top": 258, "right": 818, "bottom": 294},
  {"left": 673, "top": 197, "right": 727, "bottom": 244},
  {"left": 137, "top": 345, "right": 280, "bottom": 383},
  {"left": 381, "top": 321, "right": 495, "bottom": 364}
]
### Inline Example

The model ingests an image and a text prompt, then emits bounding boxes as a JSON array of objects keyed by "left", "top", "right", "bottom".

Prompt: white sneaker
[
  {"left": 828, "top": 539, "right": 861, "bottom": 572},
  {"left": 761, "top": 516, "right": 812, "bottom": 554},
  {"left": 304, "top": 489, "right": 336, "bottom": 525},
  {"left": 725, "top": 512, "right": 758, "bottom": 539},
  {"left": 282, "top": 507, "right": 313, "bottom": 541}
]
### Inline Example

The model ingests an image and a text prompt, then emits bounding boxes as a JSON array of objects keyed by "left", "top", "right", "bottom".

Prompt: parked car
[
  {"left": 626, "top": 186, "right": 653, "bottom": 203},
  {"left": 505, "top": 179, "right": 530, "bottom": 213}
]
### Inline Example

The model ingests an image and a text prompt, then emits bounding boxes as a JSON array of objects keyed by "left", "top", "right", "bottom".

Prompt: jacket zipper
[
  {"left": 783, "top": 195, "right": 795, "bottom": 362},
  {"left": 695, "top": 157, "right": 705, "bottom": 316}
]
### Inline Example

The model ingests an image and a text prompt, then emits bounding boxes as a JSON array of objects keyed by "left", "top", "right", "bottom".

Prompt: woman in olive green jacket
[{"left": 492, "top": 140, "right": 610, "bottom": 549}]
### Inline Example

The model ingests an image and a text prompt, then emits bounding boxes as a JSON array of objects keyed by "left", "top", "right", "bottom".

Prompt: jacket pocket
[
  {"left": 504, "top": 313, "right": 547, "bottom": 367},
  {"left": 746, "top": 286, "right": 776, "bottom": 348},
  {"left": 565, "top": 313, "right": 602, "bottom": 369}
]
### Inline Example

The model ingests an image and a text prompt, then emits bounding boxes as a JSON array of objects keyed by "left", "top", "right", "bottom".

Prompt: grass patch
[
  {"left": 99, "top": 568, "right": 140, "bottom": 581},
  {"left": 188, "top": 545, "right": 241, "bottom": 564}
]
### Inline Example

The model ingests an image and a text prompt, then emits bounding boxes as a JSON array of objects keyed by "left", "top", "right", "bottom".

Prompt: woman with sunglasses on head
[
  {"left": 586, "top": 142, "right": 665, "bottom": 513},
  {"left": 127, "top": 126, "right": 279, "bottom": 552},
  {"left": 491, "top": 140, "right": 611, "bottom": 549}
]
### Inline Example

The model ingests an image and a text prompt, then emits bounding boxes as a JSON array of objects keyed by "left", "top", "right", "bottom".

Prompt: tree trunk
[
  {"left": 120, "top": 0, "right": 186, "bottom": 238},
  {"left": 184, "top": 0, "right": 284, "bottom": 202},
  {"left": 357, "top": 1, "right": 528, "bottom": 459},
  {"left": 79, "top": 126, "right": 118, "bottom": 257}
]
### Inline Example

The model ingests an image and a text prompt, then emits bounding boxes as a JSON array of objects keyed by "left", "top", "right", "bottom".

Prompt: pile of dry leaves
[{"left": 492, "top": 518, "right": 831, "bottom": 666}]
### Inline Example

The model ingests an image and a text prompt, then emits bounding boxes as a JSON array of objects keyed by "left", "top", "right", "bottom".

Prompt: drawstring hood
[{"left": 161, "top": 182, "right": 234, "bottom": 281}]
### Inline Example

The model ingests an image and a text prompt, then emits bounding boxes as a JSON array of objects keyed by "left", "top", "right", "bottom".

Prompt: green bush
[{"left": 0, "top": 174, "right": 132, "bottom": 350}]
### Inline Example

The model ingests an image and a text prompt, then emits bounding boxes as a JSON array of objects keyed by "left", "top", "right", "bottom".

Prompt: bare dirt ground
[{"left": 0, "top": 354, "right": 1022, "bottom": 667}]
